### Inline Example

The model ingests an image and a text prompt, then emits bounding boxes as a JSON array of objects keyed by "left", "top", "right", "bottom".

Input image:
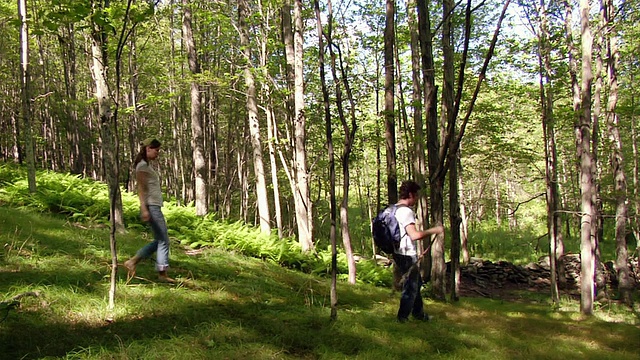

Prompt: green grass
[{"left": 1, "top": 206, "right": 639, "bottom": 360}]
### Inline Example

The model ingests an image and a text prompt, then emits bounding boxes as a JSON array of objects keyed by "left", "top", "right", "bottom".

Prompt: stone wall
[{"left": 456, "top": 254, "right": 640, "bottom": 293}]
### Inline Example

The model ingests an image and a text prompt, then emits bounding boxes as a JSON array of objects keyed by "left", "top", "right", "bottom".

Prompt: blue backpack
[{"left": 372, "top": 205, "right": 404, "bottom": 254}]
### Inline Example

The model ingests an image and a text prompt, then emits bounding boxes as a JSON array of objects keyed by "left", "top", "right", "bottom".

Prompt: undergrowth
[{"left": 0, "top": 163, "right": 393, "bottom": 287}]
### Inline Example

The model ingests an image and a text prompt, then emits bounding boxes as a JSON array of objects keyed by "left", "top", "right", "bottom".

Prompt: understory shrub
[{"left": 0, "top": 163, "right": 391, "bottom": 286}]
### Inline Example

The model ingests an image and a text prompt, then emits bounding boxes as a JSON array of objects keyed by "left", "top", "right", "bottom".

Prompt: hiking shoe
[
  {"left": 414, "top": 313, "right": 432, "bottom": 321},
  {"left": 397, "top": 317, "right": 409, "bottom": 323},
  {"left": 158, "top": 272, "right": 176, "bottom": 283}
]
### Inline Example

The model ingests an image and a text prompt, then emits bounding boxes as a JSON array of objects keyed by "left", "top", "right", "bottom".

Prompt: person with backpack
[
  {"left": 123, "top": 137, "right": 175, "bottom": 283},
  {"left": 392, "top": 180, "right": 444, "bottom": 323}
]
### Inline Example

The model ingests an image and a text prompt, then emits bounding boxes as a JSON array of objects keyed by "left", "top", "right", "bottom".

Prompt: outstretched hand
[{"left": 430, "top": 225, "right": 445, "bottom": 235}]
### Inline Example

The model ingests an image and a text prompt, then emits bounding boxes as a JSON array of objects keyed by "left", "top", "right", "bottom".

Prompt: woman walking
[{"left": 124, "top": 137, "right": 174, "bottom": 283}]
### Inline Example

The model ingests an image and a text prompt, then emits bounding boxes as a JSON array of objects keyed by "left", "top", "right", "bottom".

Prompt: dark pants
[{"left": 393, "top": 254, "right": 425, "bottom": 321}]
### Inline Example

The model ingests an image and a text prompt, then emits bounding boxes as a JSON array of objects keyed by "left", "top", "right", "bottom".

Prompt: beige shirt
[{"left": 136, "top": 160, "right": 163, "bottom": 207}]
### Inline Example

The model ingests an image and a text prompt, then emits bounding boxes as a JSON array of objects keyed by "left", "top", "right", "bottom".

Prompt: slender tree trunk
[
  {"left": 18, "top": 0, "right": 36, "bottom": 193},
  {"left": 458, "top": 167, "right": 470, "bottom": 264},
  {"left": 295, "top": 0, "right": 313, "bottom": 251},
  {"left": 576, "top": 0, "right": 596, "bottom": 315},
  {"left": 632, "top": 76, "right": 640, "bottom": 252},
  {"left": 439, "top": 0, "right": 457, "bottom": 301},
  {"left": 255, "top": 2, "right": 283, "bottom": 238},
  {"left": 407, "top": 0, "right": 429, "bottom": 236},
  {"left": 58, "top": 23, "right": 83, "bottom": 175},
  {"left": 314, "top": 0, "right": 337, "bottom": 320},
  {"left": 494, "top": 171, "right": 501, "bottom": 225},
  {"left": 394, "top": 45, "right": 412, "bottom": 177},
  {"left": 286, "top": 0, "right": 313, "bottom": 251},
  {"left": 266, "top": 107, "right": 283, "bottom": 238},
  {"left": 123, "top": 28, "right": 139, "bottom": 192},
  {"left": 591, "top": 1, "right": 605, "bottom": 299},
  {"left": 564, "top": 0, "right": 582, "bottom": 245},
  {"left": 417, "top": 0, "right": 438, "bottom": 283},
  {"left": 239, "top": 0, "right": 271, "bottom": 234},
  {"left": 407, "top": 0, "right": 429, "bottom": 238},
  {"left": 536, "top": 0, "right": 562, "bottom": 304},
  {"left": 90, "top": 0, "right": 119, "bottom": 312},
  {"left": 182, "top": 0, "right": 208, "bottom": 216},
  {"left": 604, "top": 0, "right": 632, "bottom": 305},
  {"left": 449, "top": 148, "right": 461, "bottom": 301},
  {"left": 384, "top": 0, "right": 397, "bottom": 204},
  {"left": 169, "top": 1, "right": 187, "bottom": 205},
  {"left": 326, "top": 11, "right": 357, "bottom": 284}
]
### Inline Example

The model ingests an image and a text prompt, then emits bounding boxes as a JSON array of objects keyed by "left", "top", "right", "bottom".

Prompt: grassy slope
[{"left": 0, "top": 206, "right": 638, "bottom": 360}]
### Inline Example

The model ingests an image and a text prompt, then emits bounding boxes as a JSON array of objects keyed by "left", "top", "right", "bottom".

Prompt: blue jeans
[
  {"left": 393, "top": 254, "right": 425, "bottom": 320},
  {"left": 136, "top": 205, "right": 170, "bottom": 272}
]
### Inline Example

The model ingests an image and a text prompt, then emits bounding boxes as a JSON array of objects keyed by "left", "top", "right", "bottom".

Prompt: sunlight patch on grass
[{"left": 504, "top": 311, "right": 526, "bottom": 318}]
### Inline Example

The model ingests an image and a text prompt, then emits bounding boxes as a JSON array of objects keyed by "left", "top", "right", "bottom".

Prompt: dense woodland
[{"left": 0, "top": 0, "right": 638, "bottom": 315}]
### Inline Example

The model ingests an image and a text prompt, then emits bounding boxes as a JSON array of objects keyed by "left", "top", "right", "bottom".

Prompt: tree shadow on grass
[{"left": 0, "top": 239, "right": 396, "bottom": 359}]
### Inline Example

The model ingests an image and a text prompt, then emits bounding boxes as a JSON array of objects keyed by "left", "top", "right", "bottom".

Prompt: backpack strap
[{"left": 391, "top": 204, "right": 409, "bottom": 242}]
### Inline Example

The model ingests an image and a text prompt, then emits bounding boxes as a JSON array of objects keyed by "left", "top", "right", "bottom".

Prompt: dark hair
[
  {"left": 133, "top": 138, "right": 161, "bottom": 167},
  {"left": 399, "top": 180, "right": 421, "bottom": 200}
]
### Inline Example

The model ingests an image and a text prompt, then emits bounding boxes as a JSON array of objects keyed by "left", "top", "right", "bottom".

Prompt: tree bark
[
  {"left": 182, "top": 0, "right": 208, "bottom": 216},
  {"left": 18, "top": 0, "right": 36, "bottom": 193},
  {"left": 577, "top": 0, "right": 596, "bottom": 315},
  {"left": 604, "top": 0, "right": 632, "bottom": 305},
  {"left": 416, "top": 0, "right": 438, "bottom": 284},
  {"left": 407, "top": 0, "right": 429, "bottom": 247},
  {"left": 293, "top": 0, "right": 313, "bottom": 251},
  {"left": 632, "top": 75, "right": 640, "bottom": 253},
  {"left": 326, "top": 11, "right": 357, "bottom": 285},
  {"left": 535, "top": 0, "right": 562, "bottom": 304},
  {"left": 58, "top": 23, "right": 84, "bottom": 175},
  {"left": 90, "top": 0, "right": 120, "bottom": 312},
  {"left": 239, "top": 0, "right": 271, "bottom": 234},
  {"left": 314, "top": 0, "right": 337, "bottom": 319},
  {"left": 384, "top": 0, "right": 397, "bottom": 205}
]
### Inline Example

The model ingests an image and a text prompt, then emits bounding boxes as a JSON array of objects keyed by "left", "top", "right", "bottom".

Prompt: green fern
[{"left": 0, "top": 162, "right": 393, "bottom": 288}]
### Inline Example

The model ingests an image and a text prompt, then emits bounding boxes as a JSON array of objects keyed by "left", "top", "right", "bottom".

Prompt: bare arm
[
  {"left": 136, "top": 170, "right": 150, "bottom": 222},
  {"left": 405, "top": 223, "right": 444, "bottom": 241}
]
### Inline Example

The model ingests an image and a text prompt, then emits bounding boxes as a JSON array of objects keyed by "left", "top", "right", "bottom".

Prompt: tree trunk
[
  {"left": 439, "top": 0, "right": 456, "bottom": 301},
  {"left": 576, "top": 0, "right": 596, "bottom": 315},
  {"left": 458, "top": 168, "right": 470, "bottom": 264},
  {"left": 384, "top": 0, "right": 397, "bottom": 205},
  {"left": 238, "top": 0, "right": 271, "bottom": 234},
  {"left": 314, "top": 0, "right": 337, "bottom": 319},
  {"left": 182, "top": 0, "right": 208, "bottom": 216},
  {"left": 265, "top": 107, "right": 283, "bottom": 238},
  {"left": 416, "top": 0, "right": 438, "bottom": 283},
  {"left": 632, "top": 75, "right": 640, "bottom": 252},
  {"left": 591, "top": 1, "right": 605, "bottom": 299},
  {"left": 326, "top": 11, "right": 358, "bottom": 284},
  {"left": 18, "top": 0, "right": 36, "bottom": 193},
  {"left": 294, "top": 0, "right": 313, "bottom": 251},
  {"left": 536, "top": 0, "right": 562, "bottom": 304},
  {"left": 407, "top": 0, "right": 429, "bottom": 240},
  {"left": 449, "top": 148, "right": 461, "bottom": 301},
  {"left": 254, "top": 2, "right": 283, "bottom": 238},
  {"left": 604, "top": 0, "right": 632, "bottom": 305},
  {"left": 58, "top": 23, "right": 84, "bottom": 175},
  {"left": 90, "top": 0, "right": 119, "bottom": 312},
  {"left": 282, "top": 0, "right": 313, "bottom": 251}
]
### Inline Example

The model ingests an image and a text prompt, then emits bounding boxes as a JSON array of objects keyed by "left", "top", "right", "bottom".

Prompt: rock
[{"left": 448, "top": 254, "right": 640, "bottom": 294}]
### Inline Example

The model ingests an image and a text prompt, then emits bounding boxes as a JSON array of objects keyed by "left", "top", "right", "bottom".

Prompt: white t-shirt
[
  {"left": 394, "top": 205, "right": 417, "bottom": 260},
  {"left": 136, "top": 160, "right": 163, "bottom": 207}
]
